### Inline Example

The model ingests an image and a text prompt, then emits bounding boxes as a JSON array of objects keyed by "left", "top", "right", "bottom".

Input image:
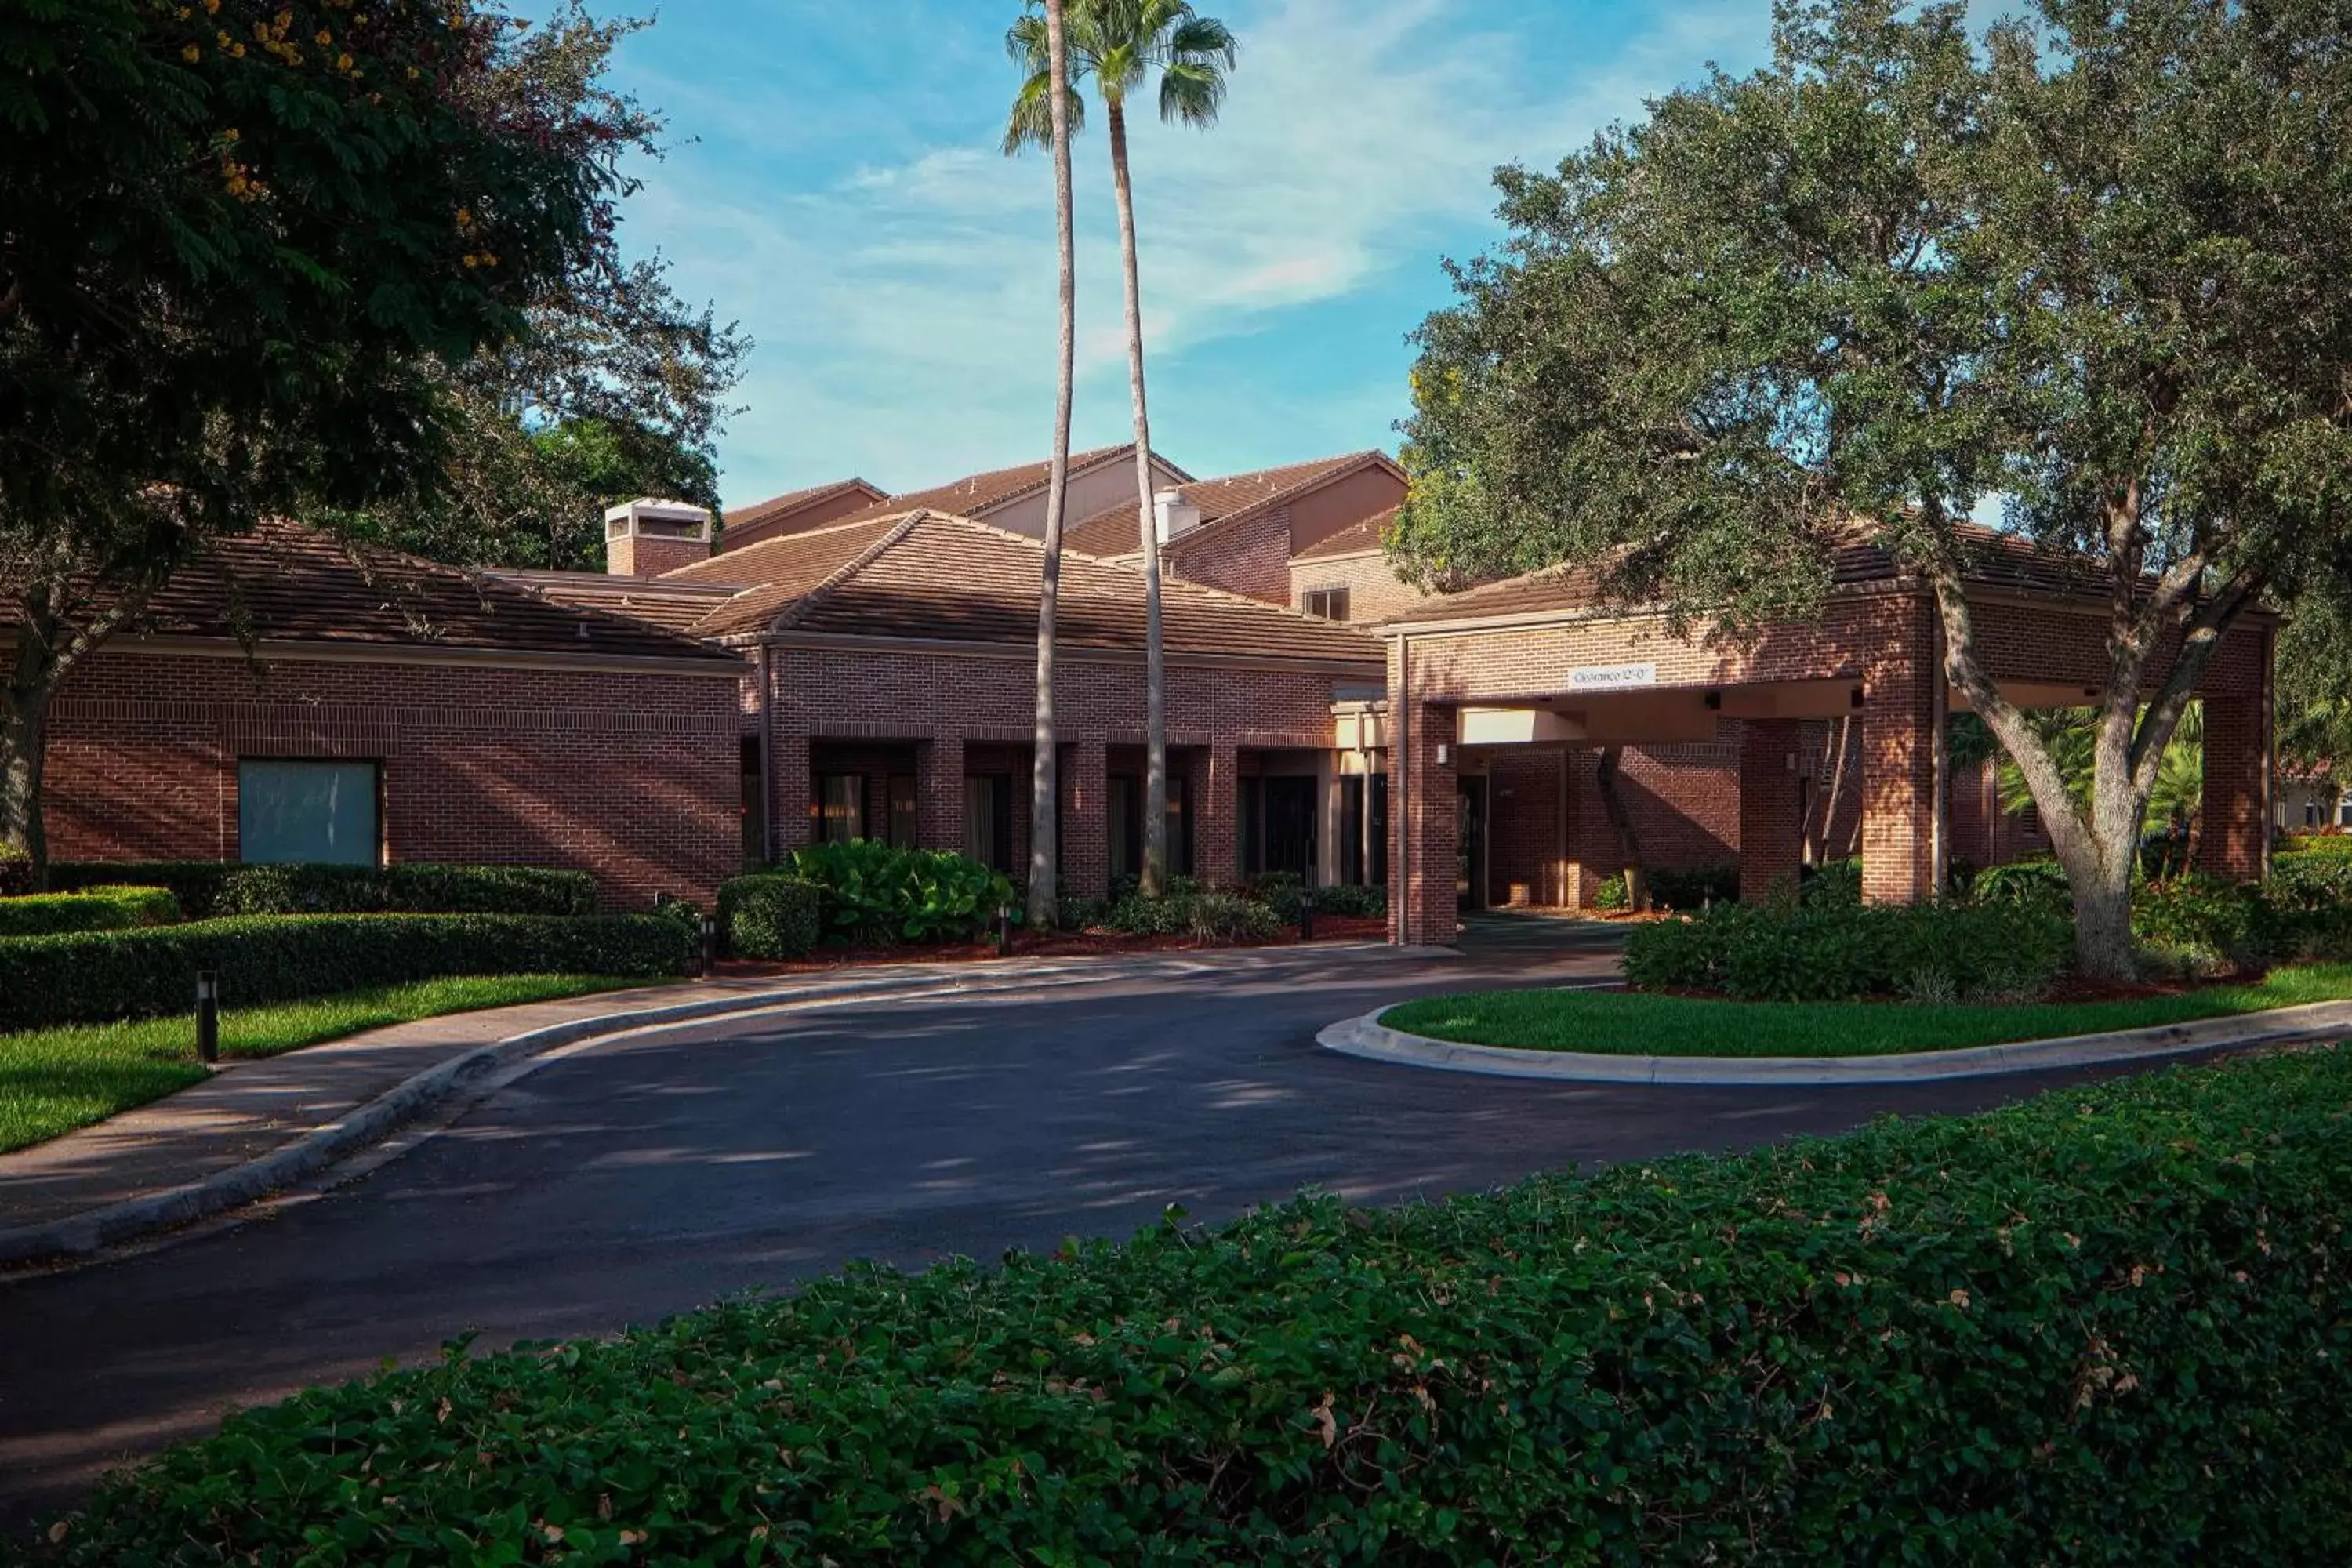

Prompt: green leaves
[
  {"left": 35, "top": 1044, "right": 2352, "bottom": 1562},
  {"left": 782, "top": 841, "right": 1015, "bottom": 948}
]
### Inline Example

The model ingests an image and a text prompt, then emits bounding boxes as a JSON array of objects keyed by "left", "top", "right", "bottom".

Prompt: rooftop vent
[{"left": 1152, "top": 487, "right": 1201, "bottom": 544}]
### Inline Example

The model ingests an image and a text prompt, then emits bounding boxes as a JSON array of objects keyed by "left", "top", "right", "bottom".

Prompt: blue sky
[{"left": 535, "top": 0, "right": 1779, "bottom": 507}]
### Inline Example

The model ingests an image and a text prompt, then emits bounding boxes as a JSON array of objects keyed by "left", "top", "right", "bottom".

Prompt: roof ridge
[
  {"left": 661, "top": 509, "right": 905, "bottom": 579},
  {"left": 1160, "top": 449, "right": 1400, "bottom": 558},
  {"left": 764, "top": 510, "right": 933, "bottom": 634}
]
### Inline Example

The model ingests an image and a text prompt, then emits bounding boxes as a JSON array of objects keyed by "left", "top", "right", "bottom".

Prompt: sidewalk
[{"left": 0, "top": 943, "right": 1403, "bottom": 1264}]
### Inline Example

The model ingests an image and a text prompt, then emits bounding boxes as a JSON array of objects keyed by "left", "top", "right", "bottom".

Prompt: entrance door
[{"left": 1457, "top": 777, "right": 1488, "bottom": 911}]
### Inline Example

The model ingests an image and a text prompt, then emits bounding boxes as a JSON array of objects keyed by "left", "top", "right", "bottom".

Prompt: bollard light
[
  {"left": 997, "top": 902, "right": 1014, "bottom": 958},
  {"left": 699, "top": 913, "right": 718, "bottom": 977},
  {"left": 1299, "top": 887, "right": 1315, "bottom": 942},
  {"left": 194, "top": 969, "right": 220, "bottom": 1065}
]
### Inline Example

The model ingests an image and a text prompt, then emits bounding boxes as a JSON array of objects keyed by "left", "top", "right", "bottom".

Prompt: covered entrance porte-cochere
[{"left": 1377, "top": 553, "right": 2276, "bottom": 947}]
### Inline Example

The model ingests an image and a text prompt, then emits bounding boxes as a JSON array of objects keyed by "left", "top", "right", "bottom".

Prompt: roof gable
[
  {"left": 1064, "top": 451, "right": 1403, "bottom": 559},
  {"left": 718, "top": 478, "right": 889, "bottom": 551},
  {"left": 684, "top": 510, "right": 1381, "bottom": 666}
]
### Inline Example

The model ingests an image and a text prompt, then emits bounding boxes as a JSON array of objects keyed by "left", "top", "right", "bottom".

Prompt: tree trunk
[
  {"left": 1809, "top": 716, "right": 1853, "bottom": 866},
  {"left": 1594, "top": 745, "right": 1646, "bottom": 910},
  {"left": 1025, "top": 0, "right": 1076, "bottom": 929},
  {"left": 0, "top": 692, "right": 50, "bottom": 877},
  {"left": 1107, "top": 99, "right": 1170, "bottom": 899},
  {"left": 1922, "top": 518, "right": 2262, "bottom": 982}
]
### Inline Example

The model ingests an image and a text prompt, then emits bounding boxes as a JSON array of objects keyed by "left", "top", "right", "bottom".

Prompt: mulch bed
[{"left": 713, "top": 915, "right": 1388, "bottom": 979}]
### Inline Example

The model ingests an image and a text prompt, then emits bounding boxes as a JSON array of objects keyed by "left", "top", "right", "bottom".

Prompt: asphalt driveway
[{"left": 0, "top": 940, "right": 2159, "bottom": 1533}]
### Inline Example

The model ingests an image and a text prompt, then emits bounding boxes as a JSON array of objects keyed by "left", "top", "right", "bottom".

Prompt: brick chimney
[{"left": 604, "top": 499, "right": 713, "bottom": 577}]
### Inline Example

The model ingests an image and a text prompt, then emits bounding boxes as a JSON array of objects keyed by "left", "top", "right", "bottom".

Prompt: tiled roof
[
  {"left": 1064, "top": 451, "right": 1391, "bottom": 558},
  {"left": 683, "top": 510, "right": 1383, "bottom": 666},
  {"left": 81, "top": 521, "right": 742, "bottom": 662},
  {"left": 658, "top": 514, "right": 912, "bottom": 629},
  {"left": 488, "top": 569, "right": 743, "bottom": 634},
  {"left": 1376, "top": 524, "right": 2123, "bottom": 628},
  {"left": 1291, "top": 506, "right": 1399, "bottom": 562},
  {"left": 826, "top": 445, "right": 1144, "bottom": 530},
  {"left": 719, "top": 478, "right": 887, "bottom": 551}
]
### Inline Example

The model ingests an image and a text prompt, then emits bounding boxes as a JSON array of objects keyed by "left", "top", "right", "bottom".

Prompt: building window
[
  {"left": 815, "top": 773, "right": 865, "bottom": 843},
  {"left": 1109, "top": 775, "right": 1138, "bottom": 880},
  {"left": 1108, "top": 774, "right": 1192, "bottom": 880},
  {"left": 2340, "top": 794, "right": 2352, "bottom": 828},
  {"left": 1300, "top": 586, "right": 1350, "bottom": 621},
  {"left": 238, "top": 760, "right": 379, "bottom": 866},
  {"left": 886, "top": 775, "right": 920, "bottom": 848},
  {"left": 964, "top": 774, "right": 1013, "bottom": 870},
  {"left": 1339, "top": 774, "right": 1388, "bottom": 887}
]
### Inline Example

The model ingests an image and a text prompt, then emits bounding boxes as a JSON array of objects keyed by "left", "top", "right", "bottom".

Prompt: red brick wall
[
  {"left": 45, "top": 645, "right": 742, "bottom": 908},
  {"left": 1739, "top": 719, "right": 1805, "bottom": 898},
  {"left": 1289, "top": 550, "right": 1432, "bottom": 626},
  {"left": 608, "top": 533, "right": 710, "bottom": 579},
  {"left": 759, "top": 641, "right": 1363, "bottom": 897},
  {"left": 1484, "top": 749, "right": 1563, "bottom": 906},
  {"left": 1167, "top": 506, "right": 1296, "bottom": 604}
]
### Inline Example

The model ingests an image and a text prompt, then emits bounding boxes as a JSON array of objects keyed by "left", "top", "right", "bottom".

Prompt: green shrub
[
  {"left": 0, "top": 885, "right": 180, "bottom": 939},
  {"left": 782, "top": 840, "right": 1012, "bottom": 946},
  {"left": 1968, "top": 857, "right": 2072, "bottom": 911},
  {"left": 1593, "top": 870, "right": 1631, "bottom": 912},
  {"left": 46, "top": 860, "right": 597, "bottom": 919},
  {"left": 1311, "top": 882, "right": 1388, "bottom": 919},
  {"left": 2281, "top": 829, "right": 2352, "bottom": 858},
  {"left": 1647, "top": 862, "right": 1738, "bottom": 909},
  {"left": 1627, "top": 897, "right": 2073, "bottom": 1002},
  {"left": 1055, "top": 895, "right": 1109, "bottom": 931},
  {"left": 2132, "top": 874, "right": 2260, "bottom": 975},
  {"left": 0, "top": 843, "right": 31, "bottom": 898},
  {"left": 2256, "top": 851, "right": 2352, "bottom": 960},
  {"left": 0, "top": 914, "right": 688, "bottom": 1029},
  {"left": 37, "top": 1046, "right": 2352, "bottom": 1564},
  {"left": 717, "top": 874, "right": 822, "bottom": 960},
  {"left": 1103, "top": 889, "right": 1193, "bottom": 936},
  {"left": 1798, "top": 857, "right": 1861, "bottom": 905},
  {"left": 1188, "top": 891, "right": 1282, "bottom": 943}
]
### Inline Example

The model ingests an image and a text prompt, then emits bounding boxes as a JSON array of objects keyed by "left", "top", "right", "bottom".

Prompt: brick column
[
  {"left": 770, "top": 730, "right": 812, "bottom": 858},
  {"left": 1192, "top": 742, "right": 1239, "bottom": 889},
  {"left": 1059, "top": 739, "right": 1110, "bottom": 898},
  {"left": 1739, "top": 719, "right": 1805, "bottom": 902},
  {"left": 2199, "top": 633, "right": 2272, "bottom": 880},
  {"left": 1860, "top": 599, "right": 1941, "bottom": 905},
  {"left": 1394, "top": 700, "right": 1459, "bottom": 946},
  {"left": 918, "top": 736, "right": 964, "bottom": 854}
]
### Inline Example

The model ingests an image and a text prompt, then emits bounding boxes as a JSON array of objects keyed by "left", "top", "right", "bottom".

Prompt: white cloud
[{"left": 630, "top": 0, "right": 1768, "bottom": 503}]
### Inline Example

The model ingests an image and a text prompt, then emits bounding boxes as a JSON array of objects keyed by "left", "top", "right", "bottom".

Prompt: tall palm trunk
[
  {"left": 1105, "top": 97, "right": 1170, "bottom": 898},
  {"left": 1026, "top": 0, "right": 1078, "bottom": 928}
]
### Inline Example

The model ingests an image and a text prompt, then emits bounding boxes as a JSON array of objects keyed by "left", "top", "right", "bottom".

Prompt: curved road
[{"left": 0, "top": 938, "right": 2137, "bottom": 1530}]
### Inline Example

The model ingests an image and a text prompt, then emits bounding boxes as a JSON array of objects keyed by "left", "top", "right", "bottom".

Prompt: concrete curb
[
  {"left": 0, "top": 947, "right": 1354, "bottom": 1268},
  {"left": 1317, "top": 991, "right": 2352, "bottom": 1085}
]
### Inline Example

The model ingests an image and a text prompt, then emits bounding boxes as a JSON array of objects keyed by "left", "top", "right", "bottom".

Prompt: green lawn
[
  {"left": 1381, "top": 961, "right": 2352, "bottom": 1058},
  {"left": 0, "top": 974, "right": 648, "bottom": 1154}
]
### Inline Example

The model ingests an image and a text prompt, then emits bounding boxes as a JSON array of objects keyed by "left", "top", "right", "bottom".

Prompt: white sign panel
[{"left": 1567, "top": 662, "right": 1658, "bottom": 691}]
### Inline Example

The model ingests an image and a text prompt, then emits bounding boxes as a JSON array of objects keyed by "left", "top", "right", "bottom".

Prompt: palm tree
[
  {"left": 1007, "top": 0, "right": 1236, "bottom": 898},
  {"left": 1017, "top": 0, "right": 1079, "bottom": 929}
]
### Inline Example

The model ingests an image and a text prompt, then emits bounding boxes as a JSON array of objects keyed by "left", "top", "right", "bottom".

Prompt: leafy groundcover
[{"left": 25, "top": 1047, "right": 2352, "bottom": 1564}]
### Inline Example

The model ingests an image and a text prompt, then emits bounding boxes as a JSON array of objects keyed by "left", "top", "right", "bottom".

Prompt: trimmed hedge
[
  {"left": 0, "top": 913, "right": 689, "bottom": 1030},
  {"left": 1627, "top": 897, "right": 2074, "bottom": 1002},
  {"left": 717, "top": 874, "right": 822, "bottom": 960},
  {"left": 45, "top": 860, "right": 598, "bottom": 920},
  {"left": 30, "top": 1045, "right": 2352, "bottom": 1563},
  {"left": 0, "top": 885, "right": 179, "bottom": 939}
]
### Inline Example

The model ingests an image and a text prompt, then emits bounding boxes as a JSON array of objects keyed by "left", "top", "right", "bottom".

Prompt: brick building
[
  {"left": 1377, "top": 535, "right": 2278, "bottom": 946},
  {"left": 33, "top": 522, "right": 746, "bottom": 908},
  {"left": 539, "top": 508, "right": 1385, "bottom": 896}
]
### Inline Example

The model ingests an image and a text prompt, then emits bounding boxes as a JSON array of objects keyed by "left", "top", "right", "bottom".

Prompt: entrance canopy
[{"left": 1375, "top": 537, "right": 2277, "bottom": 946}]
